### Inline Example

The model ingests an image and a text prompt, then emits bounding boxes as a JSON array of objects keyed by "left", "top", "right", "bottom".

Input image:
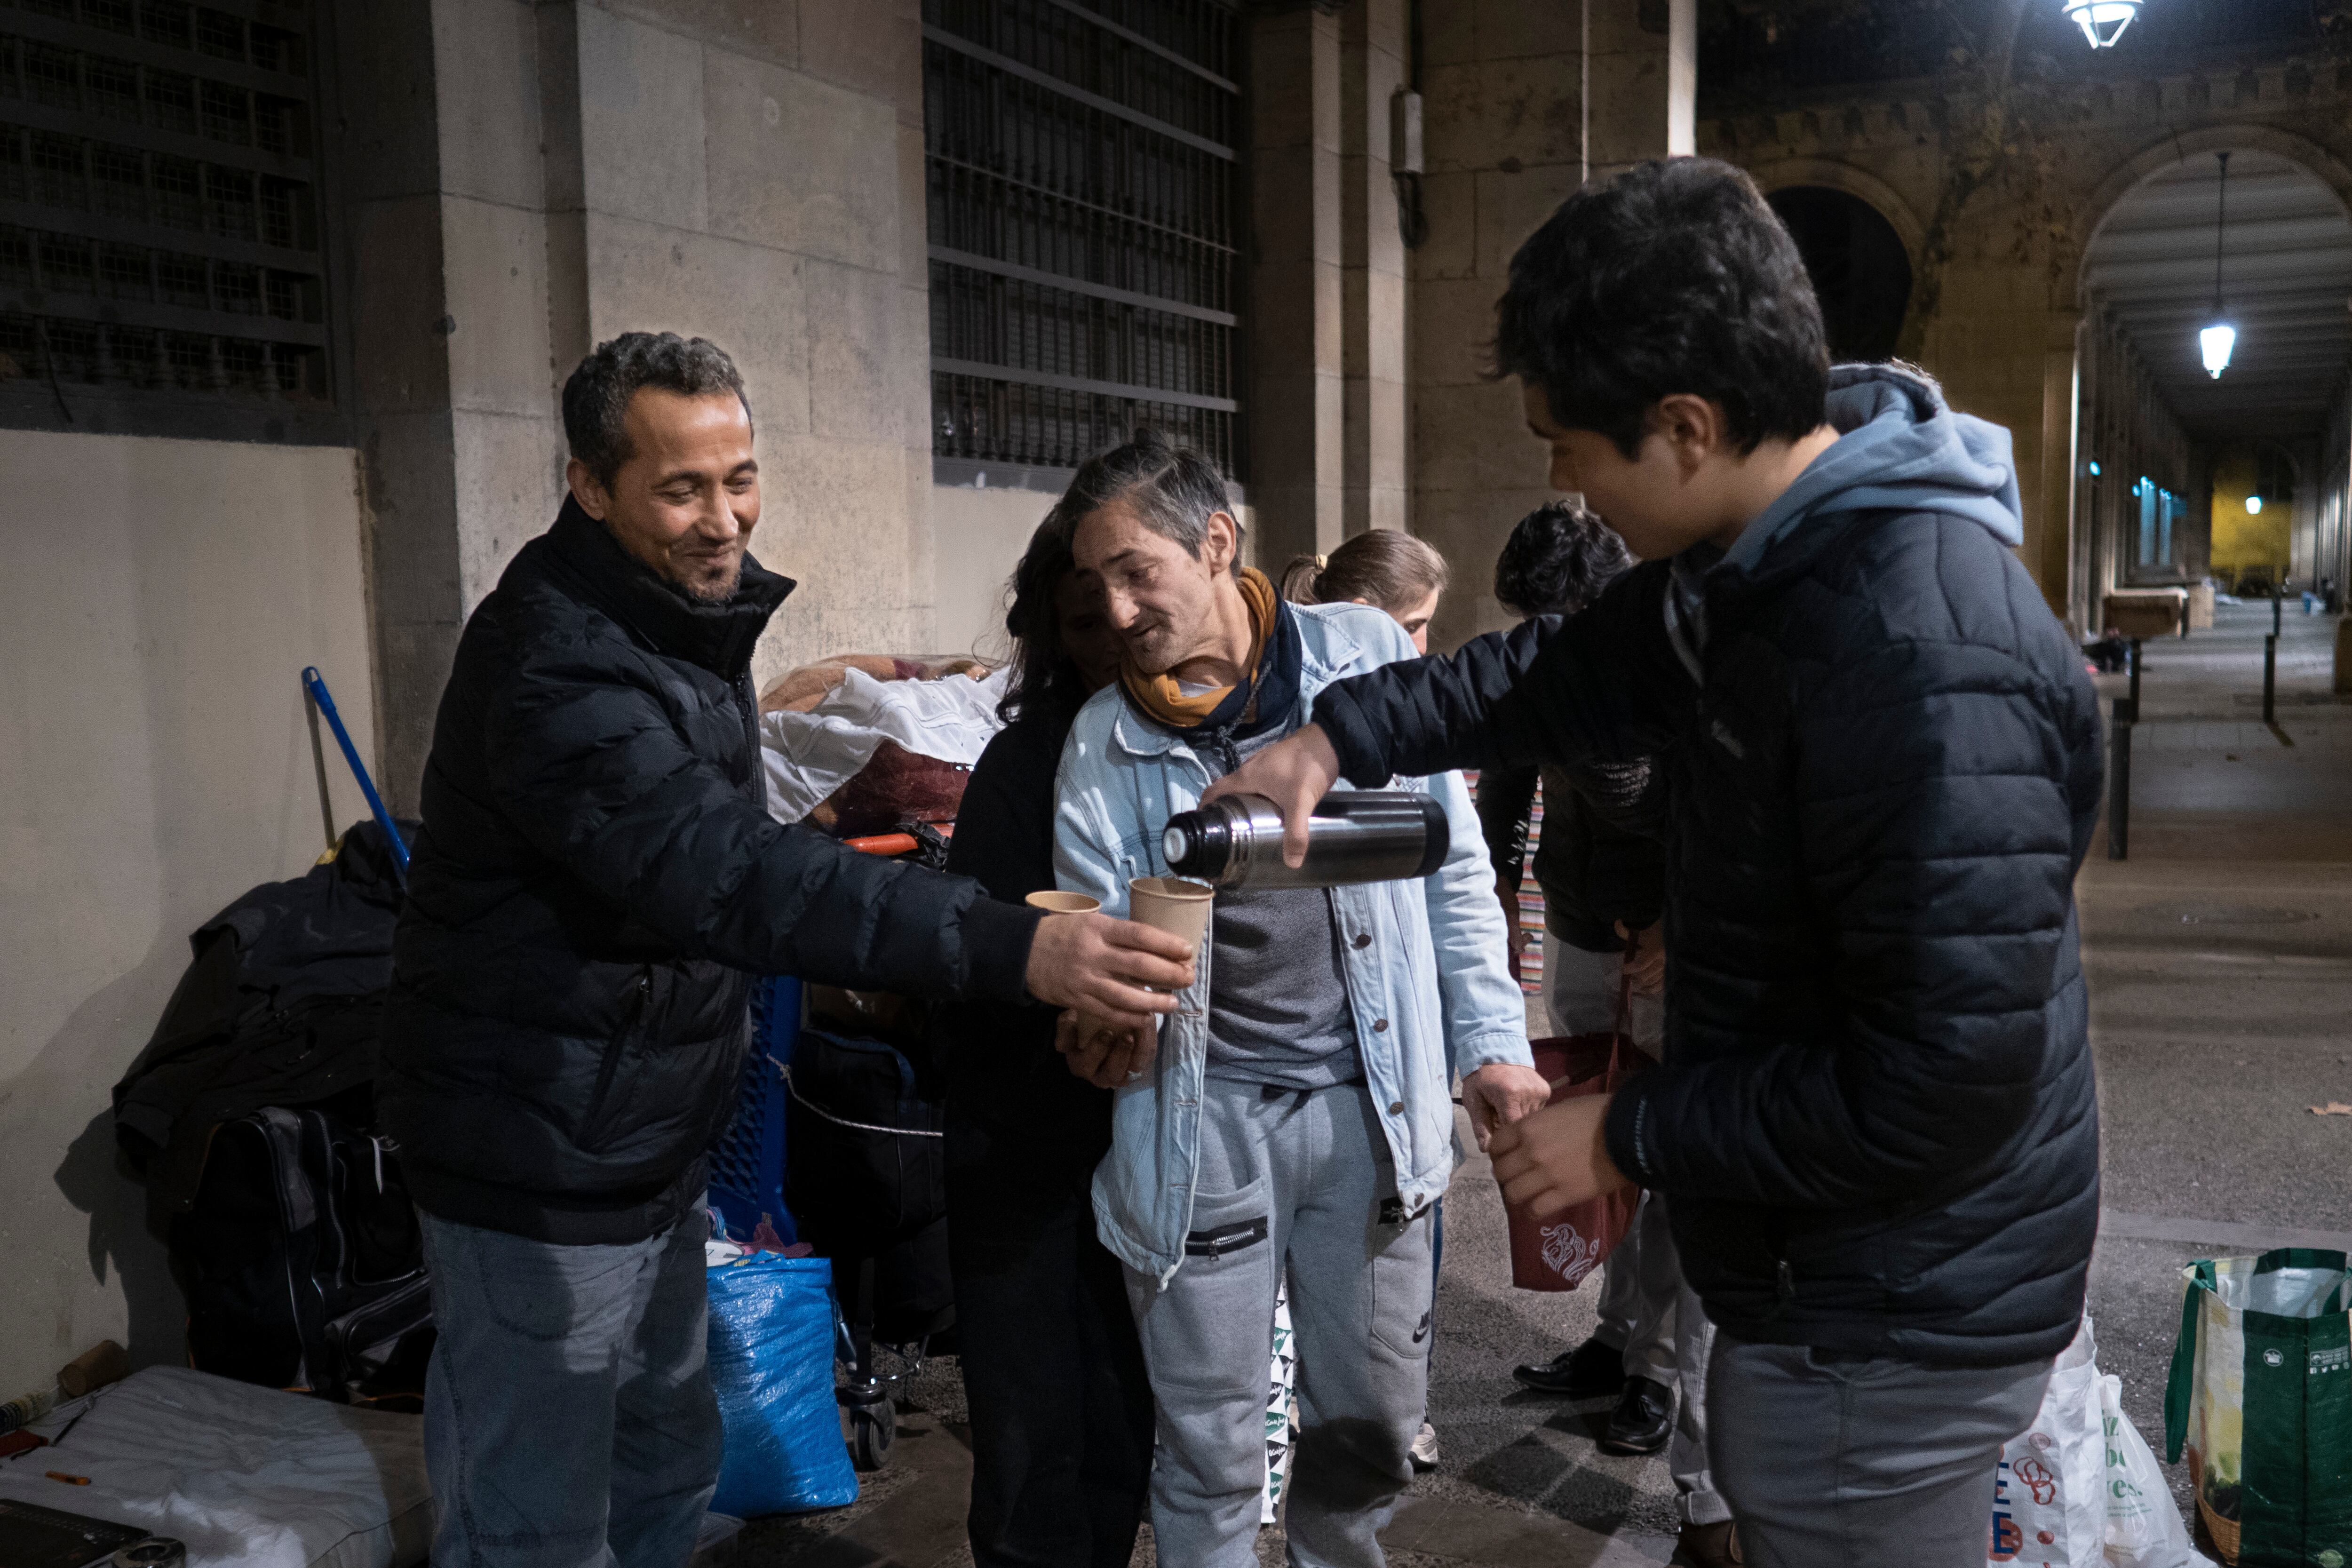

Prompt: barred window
[
  {"left": 0, "top": 0, "right": 333, "bottom": 430},
  {"left": 924, "top": 0, "right": 1244, "bottom": 483}
]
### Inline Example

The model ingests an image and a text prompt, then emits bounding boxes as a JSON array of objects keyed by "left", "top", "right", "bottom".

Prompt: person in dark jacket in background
[
  {"left": 379, "top": 333, "right": 1195, "bottom": 1568},
  {"left": 943, "top": 521, "right": 1153, "bottom": 1568},
  {"left": 1480, "top": 501, "right": 1738, "bottom": 1565},
  {"left": 1204, "top": 160, "right": 2103, "bottom": 1567},
  {"left": 1476, "top": 501, "right": 1664, "bottom": 1020}
]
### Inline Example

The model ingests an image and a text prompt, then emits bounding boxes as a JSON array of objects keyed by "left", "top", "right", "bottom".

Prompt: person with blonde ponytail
[{"left": 1279, "top": 531, "right": 1450, "bottom": 652}]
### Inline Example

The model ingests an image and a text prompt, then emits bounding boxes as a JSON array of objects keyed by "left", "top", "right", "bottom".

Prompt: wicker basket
[{"left": 2196, "top": 1491, "right": 2241, "bottom": 1565}]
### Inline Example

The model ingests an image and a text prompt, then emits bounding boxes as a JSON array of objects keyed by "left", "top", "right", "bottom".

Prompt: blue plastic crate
[{"left": 710, "top": 974, "right": 802, "bottom": 1246}]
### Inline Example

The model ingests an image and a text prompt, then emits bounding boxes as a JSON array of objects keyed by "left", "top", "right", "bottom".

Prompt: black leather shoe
[
  {"left": 1511, "top": 1336, "right": 1625, "bottom": 1398},
  {"left": 1599, "top": 1375, "right": 1674, "bottom": 1455},
  {"left": 1671, "top": 1521, "right": 1744, "bottom": 1568}
]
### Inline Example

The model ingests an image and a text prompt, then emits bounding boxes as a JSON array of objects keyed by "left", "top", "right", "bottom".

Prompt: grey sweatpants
[
  {"left": 1707, "top": 1337, "right": 2054, "bottom": 1567},
  {"left": 1126, "top": 1078, "right": 1432, "bottom": 1568}
]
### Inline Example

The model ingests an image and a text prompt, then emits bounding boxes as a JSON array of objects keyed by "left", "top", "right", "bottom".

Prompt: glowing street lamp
[
  {"left": 2201, "top": 153, "right": 2235, "bottom": 380},
  {"left": 2246, "top": 496, "right": 2264, "bottom": 515},
  {"left": 2063, "top": 0, "right": 2141, "bottom": 48},
  {"left": 2201, "top": 322, "right": 2238, "bottom": 378}
]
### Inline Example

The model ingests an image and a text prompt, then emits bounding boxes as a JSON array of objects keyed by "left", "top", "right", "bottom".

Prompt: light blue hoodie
[
  {"left": 1727, "top": 362, "right": 2023, "bottom": 571},
  {"left": 1669, "top": 364, "right": 2023, "bottom": 669}
]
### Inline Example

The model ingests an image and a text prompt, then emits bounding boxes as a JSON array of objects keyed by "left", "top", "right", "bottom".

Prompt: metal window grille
[
  {"left": 0, "top": 0, "right": 330, "bottom": 417},
  {"left": 924, "top": 0, "right": 1244, "bottom": 481}
]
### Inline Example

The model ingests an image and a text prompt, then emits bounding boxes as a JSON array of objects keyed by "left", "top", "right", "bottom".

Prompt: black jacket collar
[{"left": 543, "top": 497, "right": 794, "bottom": 680}]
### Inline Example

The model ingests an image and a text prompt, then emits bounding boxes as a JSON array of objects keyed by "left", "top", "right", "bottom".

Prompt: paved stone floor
[{"left": 736, "top": 601, "right": 2352, "bottom": 1567}]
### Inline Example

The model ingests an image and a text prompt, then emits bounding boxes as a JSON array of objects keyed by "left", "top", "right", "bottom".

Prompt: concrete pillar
[
  {"left": 1340, "top": 0, "right": 1410, "bottom": 540},
  {"left": 1411, "top": 0, "right": 1695, "bottom": 649},
  {"left": 337, "top": 0, "right": 934, "bottom": 808},
  {"left": 1586, "top": 0, "right": 1695, "bottom": 183},
  {"left": 332, "top": 0, "right": 580, "bottom": 810},
  {"left": 2034, "top": 312, "right": 2082, "bottom": 624},
  {"left": 1248, "top": 3, "right": 1345, "bottom": 568}
]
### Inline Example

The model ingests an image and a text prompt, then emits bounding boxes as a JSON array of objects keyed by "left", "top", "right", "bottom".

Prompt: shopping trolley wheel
[{"left": 848, "top": 1395, "right": 896, "bottom": 1471}]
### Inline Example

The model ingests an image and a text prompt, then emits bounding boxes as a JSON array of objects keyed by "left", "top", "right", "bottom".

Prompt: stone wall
[
  {"left": 342, "top": 0, "right": 936, "bottom": 809},
  {"left": 0, "top": 432, "right": 376, "bottom": 1396},
  {"left": 1704, "top": 46, "right": 2352, "bottom": 625},
  {"left": 1410, "top": 0, "right": 1693, "bottom": 650},
  {"left": 1245, "top": 0, "right": 1411, "bottom": 570}
]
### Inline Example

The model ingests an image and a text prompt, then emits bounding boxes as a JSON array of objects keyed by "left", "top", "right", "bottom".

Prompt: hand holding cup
[{"left": 1022, "top": 892, "right": 1196, "bottom": 1037}]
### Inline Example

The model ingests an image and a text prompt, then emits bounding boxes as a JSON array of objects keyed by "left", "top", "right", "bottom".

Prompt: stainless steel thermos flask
[{"left": 1160, "top": 791, "right": 1447, "bottom": 890}]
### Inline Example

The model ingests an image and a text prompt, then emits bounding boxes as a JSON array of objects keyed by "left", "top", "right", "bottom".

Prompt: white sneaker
[{"left": 1409, "top": 1419, "right": 1440, "bottom": 1472}]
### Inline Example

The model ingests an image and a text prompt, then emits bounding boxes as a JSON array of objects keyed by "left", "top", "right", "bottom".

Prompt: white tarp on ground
[
  {"left": 759, "top": 665, "right": 1007, "bottom": 824},
  {"left": 0, "top": 1366, "right": 429, "bottom": 1568}
]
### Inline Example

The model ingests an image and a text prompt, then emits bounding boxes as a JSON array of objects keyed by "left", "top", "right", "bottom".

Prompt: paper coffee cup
[
  {"left": 1127, "top": 876, "right": 1214, "bottom": 953},
  {"left": 1025, "top": 890, "right": 1102, "bottom": 915}
]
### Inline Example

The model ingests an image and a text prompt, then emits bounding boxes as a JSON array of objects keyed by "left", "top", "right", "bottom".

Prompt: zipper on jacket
[
  {"left": 736, "top": 670, "right": 767, "bottom": 809},
  {"left": 1771, "top": 1258, "right": 1796, "bottom": 1320},
  {"left": 579, "top": 969, "right": 652, "bottom": 1146}
]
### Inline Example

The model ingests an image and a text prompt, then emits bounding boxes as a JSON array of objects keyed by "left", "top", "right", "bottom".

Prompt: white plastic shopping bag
[
  {"left": 1987, "top": 1316, "right": 2212, "bottom": 1568},
  {"left": 1990, "top": 1318, "right": 2106, "bottom": 1568},
  {"left": 2099, "top": 1372, "right": 2212, "bottom": 1568}
]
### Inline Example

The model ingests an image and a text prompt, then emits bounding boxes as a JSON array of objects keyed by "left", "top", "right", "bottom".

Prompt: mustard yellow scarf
[{"left": 1119, "top": 567, "right": 1279, "bottom": 729}]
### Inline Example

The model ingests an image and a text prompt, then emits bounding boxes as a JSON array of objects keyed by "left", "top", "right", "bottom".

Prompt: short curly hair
[
  {"left": 562, "top": 331, "right": 752, "bottom": 488},
  {"left": 1493, "top": 500, "right": 1632, "bottom": 619},
  {"left": 1494, "top": 158, "right": 1828, "bottom": 459}
]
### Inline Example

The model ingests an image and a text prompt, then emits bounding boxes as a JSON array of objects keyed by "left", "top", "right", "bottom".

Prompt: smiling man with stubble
[{"left": 377, "top": 332, "right": 1196, "bottom": 1568}]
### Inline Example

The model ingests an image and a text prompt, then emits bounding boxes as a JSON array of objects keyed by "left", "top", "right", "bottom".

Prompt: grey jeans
[
  {"left": 1127, "top": 1079, "right": 1432, "bottom": 1568},
  {"left": 1707, "top": 1337, "right": 2054, "bottom": 1567},
  {"left": 1595, "top": 1188, "right": 1679, "bottom": 1383},
  {"left": 421, "top": 1211, "right": 720, "bottom": 1568},
  {"left": 1593, "top": 1192, "right": 1730, "bottom": 1525}
]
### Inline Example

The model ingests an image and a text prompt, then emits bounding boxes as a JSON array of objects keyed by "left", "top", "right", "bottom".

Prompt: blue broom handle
[{"left": 302, "top": 666, "right": 410, "bottom": 883}]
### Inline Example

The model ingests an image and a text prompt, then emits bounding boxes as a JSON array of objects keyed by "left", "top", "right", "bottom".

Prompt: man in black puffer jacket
[
  {"left": 1207, "top": 161, "right": 2102, "bottom": 1567},
  {"left": 380, "top": 333, "right": 1193, "bottom": 1568}
]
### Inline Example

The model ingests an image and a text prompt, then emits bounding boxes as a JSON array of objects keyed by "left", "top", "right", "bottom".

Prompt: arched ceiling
[{"left": 2082, "top": 149, "right": 2352, "bottom": 441}]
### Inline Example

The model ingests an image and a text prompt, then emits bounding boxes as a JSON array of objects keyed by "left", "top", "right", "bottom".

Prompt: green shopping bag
[{"left": 2164, "top": 1249, "right": 2352, "bottom": 1566}]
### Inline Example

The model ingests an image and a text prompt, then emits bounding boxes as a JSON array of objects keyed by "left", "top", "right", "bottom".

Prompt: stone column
[
  {"left": 337, "top": 0, "right": 936, "bottom": 807},
  {"left": 2034, "top": 312, "right": 2082, "bottom": 624},
  {"left": 1411, "top": 0, "right": 1695, "bottom": 649},
  {"left": 1248, "top": 2, "right": 1345, "bottom": 568},
  {"left": 332, "top": 0, "right": 563, "bottom": 812},
  {"left": 1586, "top": 0, "right": 1695, "bottom": 183},
  {"left": 1340, "top": 0, "right": 1410, "bottom": 540}
]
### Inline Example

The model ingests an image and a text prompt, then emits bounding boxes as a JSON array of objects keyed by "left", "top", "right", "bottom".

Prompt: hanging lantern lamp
[
  {"left": 2063, "top": 0, "right": 2142, "bottom": 48},
  {"left": 2200, "top": 152, "right": 2236, "bottom": 380}
]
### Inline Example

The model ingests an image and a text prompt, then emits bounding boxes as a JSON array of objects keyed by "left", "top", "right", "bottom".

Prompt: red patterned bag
[{"left": 1503, "top": 1015, "right": 1646, "bottom": 1292}]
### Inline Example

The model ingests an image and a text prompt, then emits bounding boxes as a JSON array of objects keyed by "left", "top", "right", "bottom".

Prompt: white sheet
[
  {"left": 759, "top": 664, "right": 1007, "bottom": 824},
  {"left": 0, "top": 1366, "right": 429, "bottom": 1568}
]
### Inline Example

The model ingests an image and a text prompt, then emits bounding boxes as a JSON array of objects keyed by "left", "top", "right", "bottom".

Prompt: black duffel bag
[{"left": 113, "top": 822, "right": 435, "bottom": 1403}]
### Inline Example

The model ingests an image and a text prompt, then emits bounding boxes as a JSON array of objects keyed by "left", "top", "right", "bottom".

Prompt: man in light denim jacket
[{"left": 1044, "top": 432, "right": 1549, "bottom": 1568}]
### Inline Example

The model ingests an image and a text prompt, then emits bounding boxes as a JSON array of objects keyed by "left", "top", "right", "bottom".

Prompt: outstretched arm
[
  {"left": 482, "top": 642, "right": 1188, "bottom": 1018},
  {"left": 1208, "top": 565, "right": 1684, "bottom": 864}
]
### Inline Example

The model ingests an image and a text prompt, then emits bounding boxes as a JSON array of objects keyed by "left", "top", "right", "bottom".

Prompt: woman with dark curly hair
[{"left": 942, "top": 520, "right": 1151, "bottom": 1568}]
